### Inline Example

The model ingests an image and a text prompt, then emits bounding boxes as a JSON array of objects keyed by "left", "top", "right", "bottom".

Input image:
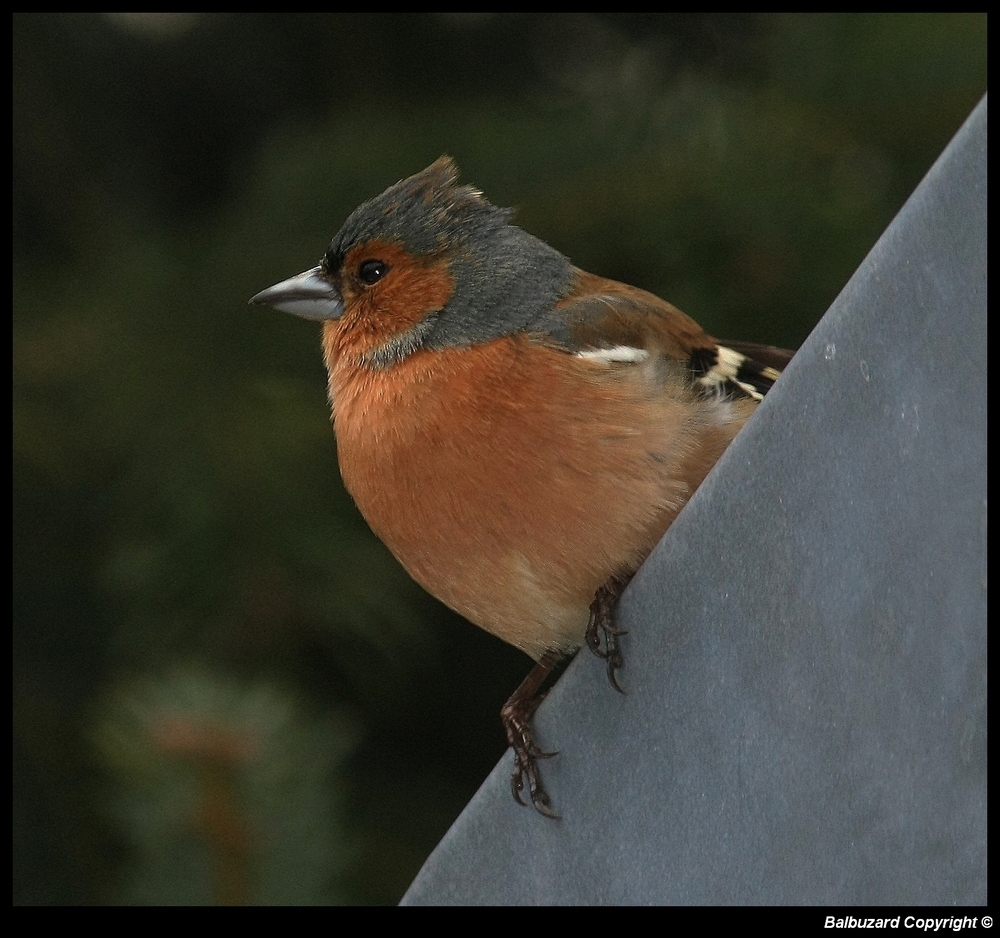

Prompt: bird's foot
[
  {"left": 502, "top": 705, "right": 560, "bottom": 819},
  {"left": 586, "top": 573, "right": 633, "bottom": 694},
  {"left": 501, "top": 653, "right": 564, "bottom": 819}
]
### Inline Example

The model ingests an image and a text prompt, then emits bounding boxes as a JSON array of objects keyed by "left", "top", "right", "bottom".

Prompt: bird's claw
[
  {"left": 502, "top": 670, "right": 561, "bottom": 819},
  {"left": 586, "top": 576, "right": 632, "bottom": 695},
  {"left": 510, "top": 744, "right": 561, "bottom": 820}
]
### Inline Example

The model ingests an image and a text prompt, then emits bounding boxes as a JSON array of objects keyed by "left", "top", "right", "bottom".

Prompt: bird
[{"left": 250, "top": 156, "right": 793, "bottom": 817}]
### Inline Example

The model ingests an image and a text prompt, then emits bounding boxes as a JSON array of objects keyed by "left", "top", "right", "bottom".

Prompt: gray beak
[{"left": 249, "top": 266, "right": 344, "bottom": 321}]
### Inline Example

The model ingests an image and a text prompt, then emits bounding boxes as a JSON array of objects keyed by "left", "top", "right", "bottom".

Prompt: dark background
[{"left": 13, "top": 13, "right": 987, "bottom": 905}]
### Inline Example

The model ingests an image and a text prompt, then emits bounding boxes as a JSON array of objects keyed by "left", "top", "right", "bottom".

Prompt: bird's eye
[{"left": 358, "top": 259, "right": 389, "bottom": 285}]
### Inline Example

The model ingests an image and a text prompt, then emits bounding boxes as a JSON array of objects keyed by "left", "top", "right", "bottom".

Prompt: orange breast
[{"left": 323, "top": 332, "right": 746, "bottom": 660}]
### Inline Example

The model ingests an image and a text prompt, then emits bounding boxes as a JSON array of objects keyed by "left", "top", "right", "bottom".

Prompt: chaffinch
[{"left": 251, "top": 157, "right": 793, "bottom": 817}]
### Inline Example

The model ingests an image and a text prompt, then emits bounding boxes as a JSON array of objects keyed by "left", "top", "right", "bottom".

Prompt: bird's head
[{"left": 250, "top": 157, "right": 574, "bottom": 368}]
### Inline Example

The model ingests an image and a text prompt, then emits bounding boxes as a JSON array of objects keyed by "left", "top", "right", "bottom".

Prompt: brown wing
[{"left": 546, "top": 269, "right": 794, "bottom": 403}]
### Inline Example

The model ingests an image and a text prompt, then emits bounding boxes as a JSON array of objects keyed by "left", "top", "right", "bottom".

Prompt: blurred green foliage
[{"left": 13, "top": 13, "right": 987, "bottom": 905}]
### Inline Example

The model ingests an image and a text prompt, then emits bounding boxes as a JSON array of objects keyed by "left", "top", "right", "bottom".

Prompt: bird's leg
[
  {"left": 586, "top": 572, "right": 634, "bottom": 694},
  {"left": 501, "top": 651, "right": 568, "bottom": 819}
]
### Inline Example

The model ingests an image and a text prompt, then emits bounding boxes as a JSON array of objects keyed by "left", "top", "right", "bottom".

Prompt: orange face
[{"left": 324, "top": 240, "right": 454, "bottom": 366}]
